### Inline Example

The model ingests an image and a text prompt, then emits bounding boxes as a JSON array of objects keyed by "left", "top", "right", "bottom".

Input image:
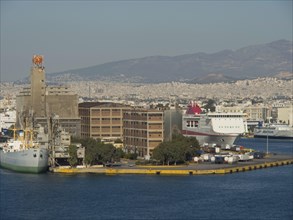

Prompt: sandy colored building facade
[
  {"left": 123, "top": 109, "right": 164, "bottom": 158},
  {"left": 16, "top": 55, "right": 80, "bottom": 136},
  {"left": 79, "top": 102, "right": 131, "bottom": 140}
]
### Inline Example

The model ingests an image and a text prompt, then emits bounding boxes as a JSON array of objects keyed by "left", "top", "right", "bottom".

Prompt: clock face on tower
[{"left": 32, "top": 55, "right": 43, "bottom": 65}]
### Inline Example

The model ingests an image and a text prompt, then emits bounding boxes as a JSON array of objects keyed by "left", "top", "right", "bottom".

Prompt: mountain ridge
[{"left": 43, "top": 39, "right": 292, "bottom": 84}]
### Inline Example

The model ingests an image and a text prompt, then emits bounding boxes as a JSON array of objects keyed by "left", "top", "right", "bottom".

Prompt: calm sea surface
[{"left": 1, "top": 138, "right": 292, "bottom": 220}]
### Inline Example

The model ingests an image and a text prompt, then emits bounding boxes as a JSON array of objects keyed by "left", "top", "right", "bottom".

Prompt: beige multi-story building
[
  {"left": 216, "top": 106, "right": 244, "bottom": 113},
  {"left": 277, "top": 105, "right": 293, "bottom": 126},
  {"left": 123, "top": 109, "right": 164, "bottom": 158},
  {"left": 79, "top": 102, "right": 131, "bottom": 140},
  {"left": 243, "top": 106, "right": 271, "bottom": 122},
  {"left": 216, "top": 105, "right": 272, "bottom": 122},
  {"left": 16, "top": 55, "right": 81, "bottom": 136}
]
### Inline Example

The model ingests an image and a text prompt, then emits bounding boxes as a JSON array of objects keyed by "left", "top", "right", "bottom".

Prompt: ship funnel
[{"left": 186, "top": 101, "right": 202, "bottom": 115}]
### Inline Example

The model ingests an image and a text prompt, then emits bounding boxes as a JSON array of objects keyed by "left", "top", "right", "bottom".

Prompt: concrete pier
[{"left": 51, "top": 154, "right": 293, "bottom": 175}]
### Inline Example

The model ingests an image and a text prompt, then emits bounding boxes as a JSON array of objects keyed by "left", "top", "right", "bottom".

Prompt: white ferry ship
[
  {"left": 182, "top": 102, "right": 247, "bottom": 146},
  {"left": 254, "top": 124, "right": 293, "bottom": 139}
]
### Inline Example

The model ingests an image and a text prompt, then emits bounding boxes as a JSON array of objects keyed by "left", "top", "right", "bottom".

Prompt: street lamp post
[
  {"left": 169, "top": 110, "right": 172, "bottom": 141},
  {"left": 266, "top": 129, "right": 269, "bottom": 155},
  {"left": 266, "top": 117, "right": 272, "bottom": 155}
]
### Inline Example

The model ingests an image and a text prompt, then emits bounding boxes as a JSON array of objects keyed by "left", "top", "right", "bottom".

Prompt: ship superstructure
[
  {"left": 254, "top": 124, "right": 293, "bottom": 139},
  {"left": 182, "top": 102, "right": 247, "bottom": 146}
]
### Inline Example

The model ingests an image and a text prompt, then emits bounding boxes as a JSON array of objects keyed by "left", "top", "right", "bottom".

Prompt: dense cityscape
[
  {"left": 1, "top": 1, "right": 292, "bottom": 220},
  {"left": 1, "top": 77, "right": 292, "bottom": 104}
]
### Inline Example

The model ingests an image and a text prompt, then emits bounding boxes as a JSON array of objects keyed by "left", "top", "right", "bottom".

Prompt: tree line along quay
[
  {"left": 55, "top": 134, "right": 293, "bottom": 176},
  {"left": 66, "top": 134, "right": 201, "bottom": 168}
]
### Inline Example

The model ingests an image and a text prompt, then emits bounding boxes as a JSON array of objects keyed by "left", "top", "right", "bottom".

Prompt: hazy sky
[{"left": 1, "top": 1, "right": 292, "bottom": 82}]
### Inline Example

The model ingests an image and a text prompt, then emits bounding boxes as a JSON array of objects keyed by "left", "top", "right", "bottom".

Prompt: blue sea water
[
  {"left": 0, "top": 138, "right": 292, "bottom": 220},
  {"left": 235, "top": 137, "right": 293, "bottom": 155}
]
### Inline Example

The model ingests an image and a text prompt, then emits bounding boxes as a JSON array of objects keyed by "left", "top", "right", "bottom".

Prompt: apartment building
[
  {"left": 123, "top": 109, "right": 164, "bottom": 158},
  {"left": 79, "top": 102, "right": 131, "bottom": 140},
  {"left": 243, "top": 106, "right": 271, "bottom": 122},
  {"left": 277, "top": 104, "right": 293, "bottom": 126},
  {"left": 217, "top": 105, "right": 271, "bottom": 121}
]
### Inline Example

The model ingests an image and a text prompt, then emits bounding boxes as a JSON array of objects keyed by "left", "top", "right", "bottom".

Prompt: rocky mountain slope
[{"left": 46, "top": 39, "right": 292, "bottom": 83}]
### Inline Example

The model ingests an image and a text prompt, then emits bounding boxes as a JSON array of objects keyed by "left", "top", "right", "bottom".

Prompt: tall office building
[
  {"left": 79, "top": 102, "right": 131, "bottom": 140},
  {"left": 123, "top": 109, "right": 164, "bottom": 158},
  {"left": 16, "top": 55, "right": 81, "bottom": 136}
]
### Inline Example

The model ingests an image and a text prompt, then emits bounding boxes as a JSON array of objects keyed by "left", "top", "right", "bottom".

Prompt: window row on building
[{"left": 78, "top": 103, "right": 165, "bottom": 158}]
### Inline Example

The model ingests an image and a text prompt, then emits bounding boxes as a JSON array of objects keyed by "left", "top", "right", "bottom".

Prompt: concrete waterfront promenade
[{"left": 51, "top": 154, "right": 293, "bottom": 175}]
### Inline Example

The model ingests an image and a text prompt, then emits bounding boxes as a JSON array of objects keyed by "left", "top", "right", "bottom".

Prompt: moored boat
[
  {"left": 254, "top": 124, "right": 293, "bottom": 139},
  {"left": 182, "top": 102, "right": 247, "bottom": 146},
  {"left": 0, "top": 129, "right": 49, "bottom": 173}
]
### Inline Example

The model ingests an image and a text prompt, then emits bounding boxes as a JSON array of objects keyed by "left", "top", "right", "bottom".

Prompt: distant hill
[{"left": 46, "top": 39, "right": 292, "bottom": 84}]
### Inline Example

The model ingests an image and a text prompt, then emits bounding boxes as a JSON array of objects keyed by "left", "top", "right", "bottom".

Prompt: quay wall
[{"left": 51, "top": 159, "right": 293, "bottom": 175}]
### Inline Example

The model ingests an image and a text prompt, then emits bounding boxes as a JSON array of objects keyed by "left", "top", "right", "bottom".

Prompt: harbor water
[{"left": 1, "top": 138, "right": 292, "bottom": 220}]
